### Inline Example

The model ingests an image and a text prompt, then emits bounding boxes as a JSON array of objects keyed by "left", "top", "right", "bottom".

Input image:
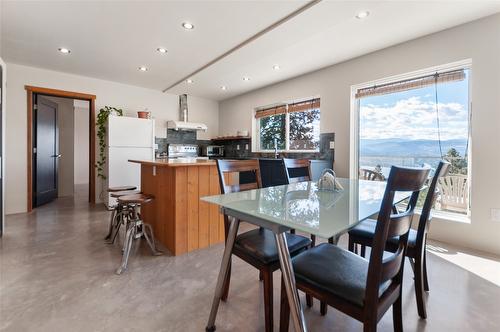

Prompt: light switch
[
  {"left": 236, "top": 145, "right": 240, "bottom": 150},
  {"left": 245, "top": 144, "right": 249, "bottom": 150},
  {"left": 329, "top": 141, "right": 335, "bottom": 149}
]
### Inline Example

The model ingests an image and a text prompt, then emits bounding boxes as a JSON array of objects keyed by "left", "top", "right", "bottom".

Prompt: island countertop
[{"left": 129, "top": 158, "right": 216, "bottom": 167}]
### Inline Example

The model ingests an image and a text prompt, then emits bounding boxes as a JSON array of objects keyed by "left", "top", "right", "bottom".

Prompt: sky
[{"left": 359, "top": 70, "right": 469, "bottom": 141}]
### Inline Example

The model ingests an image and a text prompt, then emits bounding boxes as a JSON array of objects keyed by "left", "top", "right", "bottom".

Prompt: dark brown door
[{"left": 33, "top": 96, "right": 59, "bottom": 207}]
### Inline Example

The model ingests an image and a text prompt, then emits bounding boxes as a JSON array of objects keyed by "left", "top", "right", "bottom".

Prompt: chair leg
[
  {"left": 105, "top": 208, "right": 117, "bottom": 241},
  {"left": 262, "top": 269, "right": 274, "bottom": 332},
  {"left": 143, "top": 223, "right": 163, "bottom": 256},
  {"left": 279, "top": 277, "right": 290, "bottom": 332},
  {"left": 414, "top": 256, "right": 427, "bottom": 319},
  {"left": 348, "top": 236, "right": 355, "bottom": 252},
  {"left": 116, "top": 224, "right": 136, "bottom": 275},
  {"left": 110, "top": 212, "right": 123, "bottom": 245},
  {"left": 393, "top": 294, "right": 403, "bottom": 332},
  {"left": 305, "top": 294, "right": 312, "bottom": 307},
  {"left": 360, "top": 245, "right": 366, "bottom": 258},
  {"left": 363, "top": 321, "right": 377, "bottom": 332},
  {"left": 423, "top": 250, "right": 430, "bottom": 292},
  {"left": 259, "top": 270, "right": 264, "bottom": 281},
  {"left": 320, "top": 300, "right": 327, "bottom": 316},
  {"left": 310, "top": 235, "right": 316, "bottom": 247},
  {"left": 221, "top": 260, "right": 231, "bottom": 302}
]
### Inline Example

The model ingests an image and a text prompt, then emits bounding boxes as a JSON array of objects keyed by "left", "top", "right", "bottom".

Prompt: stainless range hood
[{"left": 167, "top": 94, "right": 207, "bottom": 131}]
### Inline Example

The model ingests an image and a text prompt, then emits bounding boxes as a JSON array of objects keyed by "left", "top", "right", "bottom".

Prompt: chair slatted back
[
  {"left": 415, "top": 161, "right": 450, "bottom": 246},
  {"left": 216, "top": 159, "right": 263, "bottom": 240},
  {"left": 359, "top": 168, "right": 385, "bottom": 181},
  {"left": 365, "top": 166, "right": 430, "bottom": 305},
  {"left": 283, "top": 158, "right": 311, "bottom": 184},
  {"left": 216, "top": 159, "right": 262, "bottom": 194}
]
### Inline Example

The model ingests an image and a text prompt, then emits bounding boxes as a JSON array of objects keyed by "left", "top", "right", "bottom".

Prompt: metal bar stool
[
  {"left": 115, "top": 193, "right": 162, "bottom": 275},
  {"left": 106, "top": 190, "right": 141, "bottom": 244},
  {"left": 104, "top": 186, "right": 137, "bottom": 242}
]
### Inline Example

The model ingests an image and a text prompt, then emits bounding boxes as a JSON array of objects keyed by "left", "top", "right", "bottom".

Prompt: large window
[
  {"left": 255, "top": 98, "right": 320, "bottom": 152},
  {"left": 354, "top": 66, "right": 471, "bottom": 217}
]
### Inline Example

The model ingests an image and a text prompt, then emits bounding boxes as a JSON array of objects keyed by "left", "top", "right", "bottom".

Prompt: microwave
[{"left": 202, "top": 145, "right": 224, "bottom": 157}]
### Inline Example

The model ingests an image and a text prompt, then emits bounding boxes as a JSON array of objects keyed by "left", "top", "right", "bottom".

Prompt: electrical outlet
[
  {"left": 236, "top": 145, "right": 240, "bottom": 150},
  {"left": 491, "top": 209, "right": 500, "bottom": 221},
  {"left": 245, "top": 144, "right": 249, "bottom": 150},
  {"left": 329, "top": 141, "right": 335, "bottom": 149},
  {"left": 154, "top": 143, "right": 159, "bottom": 150}
]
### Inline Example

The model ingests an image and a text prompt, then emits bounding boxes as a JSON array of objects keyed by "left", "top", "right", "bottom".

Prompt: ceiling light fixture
[
  {"left": 273, "top": 64, "right": 280, "bottom": 71},
  {"left": 157, "top": 47, "right": 167, "bottom": 54},
  {"left": 182, "top": 22, "right": 194, "bottom": 30},
  {"left": 243, "top": 77, "right": 250, "bottom": 81},
  {"left": 138, "top": 66, "right": 148, "bottom": 72},
  {"left": 58, "top": 47, "right": 71, "bottom": 54},
  {"left": 186, "top": 79, "right": 194, "bottom": 84},
  {"left": 355, "top": 11, "right": 370, "bottom": 19},
  {"left": 220, "top": 86, "right": 227, "bottom": 91}
]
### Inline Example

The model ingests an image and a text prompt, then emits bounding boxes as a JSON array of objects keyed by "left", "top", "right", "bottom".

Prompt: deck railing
[{"left": 360, "top": 155, "right": 469, "bottom": 215}]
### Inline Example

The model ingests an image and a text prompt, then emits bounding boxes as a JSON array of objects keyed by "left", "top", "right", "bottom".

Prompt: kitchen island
[{"left": 129, "top": 159, "right": 224, "bottom": 255}]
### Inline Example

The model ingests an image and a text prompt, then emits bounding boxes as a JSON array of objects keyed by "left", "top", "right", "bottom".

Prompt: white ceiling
[{"left": 2, "top": 1, "right": 500, "bottom": 101}]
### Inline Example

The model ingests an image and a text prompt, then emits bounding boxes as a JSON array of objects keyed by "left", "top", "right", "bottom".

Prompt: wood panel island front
[{"left": 129, "top": 159, "right": 224, "bottom": 255}]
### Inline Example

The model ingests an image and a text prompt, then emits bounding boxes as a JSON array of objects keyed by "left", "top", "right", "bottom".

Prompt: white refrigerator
[{"left": 105, "top": 115, "right": 155, "bottom": 208}]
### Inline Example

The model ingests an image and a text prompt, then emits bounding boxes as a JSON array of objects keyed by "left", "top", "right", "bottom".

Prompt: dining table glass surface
[{"left": 202, "top": 178, "right": 410, "bottom": 239}]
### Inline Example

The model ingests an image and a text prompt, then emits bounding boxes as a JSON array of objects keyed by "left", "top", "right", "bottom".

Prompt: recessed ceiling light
[
  {"left": 355, "top": 11, "right": 369, "bottom": 19},
  {"left": 157, "top": 47, "right": 167, "bottom": 54},
  {"left": 273, "top": 64, "right": 280, "bottom": 71},
  {"left": 182, "top": 22, "right": 194, "bottom": 30},
  {"left": 58, "top": 47, "right": 71, "bottom": 54},
  {"left": 220, "top": 86, "right": 227, "bottom": 91},
  {"left": 138, "top": 66, "right": 148, "bottom": 72},
  {"left": 243, "top": 77, "right": 250, "bottom": 81},
  {"left": 186, "top": 79, "right": 194, "bottom": 84}
]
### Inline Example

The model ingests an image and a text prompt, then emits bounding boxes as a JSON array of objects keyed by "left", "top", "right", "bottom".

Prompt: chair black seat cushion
[
  {"left": 234, "top": 228, "right": 311, "bottom": 264},
  {"left": 293, "top": 243, "right": 390, "bottom": 306},
  {"left": 349, "top": 219, "right": 417, "bottom": 248}
]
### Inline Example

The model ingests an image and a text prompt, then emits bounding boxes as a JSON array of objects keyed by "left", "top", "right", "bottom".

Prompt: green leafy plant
[{"left": 96, "top": 106, "right": 123, "bottom": 179}]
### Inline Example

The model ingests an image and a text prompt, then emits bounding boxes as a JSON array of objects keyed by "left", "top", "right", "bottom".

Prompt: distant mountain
[{"left": 360, "top": 138, "right": 467, "bottom": 157}]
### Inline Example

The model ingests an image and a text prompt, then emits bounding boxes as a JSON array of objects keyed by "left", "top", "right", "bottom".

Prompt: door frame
[{"left": 25, "top": 85, "right": 96, "bottom": 212}]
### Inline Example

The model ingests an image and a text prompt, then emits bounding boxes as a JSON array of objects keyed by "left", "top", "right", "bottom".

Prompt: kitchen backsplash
[
  {"left": 156, "top": 130, "right": 335, "bottom": 162},
  {"left": 217, "top": 132, "right": 335, "bottom": 161},
  {"left": 156, "top": 129, "right": 210, "bottom": 154}
]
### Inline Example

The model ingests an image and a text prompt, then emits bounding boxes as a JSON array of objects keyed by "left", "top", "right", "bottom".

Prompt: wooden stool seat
[
  {"left": 107, "top": 186, "right": 137, "bottom": 192},
  {"left": 117, "top": 193, "right": 153, "bottom": 204},
  {"left": 110, "top": 190, "right": 141, "bottom": 198}
]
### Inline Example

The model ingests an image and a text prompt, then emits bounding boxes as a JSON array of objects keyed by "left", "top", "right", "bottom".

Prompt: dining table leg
[
  {"left": 275, "top": 232, "right": 307, "bottom": 332},
  {"left": 206, "top": 216, "right": 240, "bottom": 332}
]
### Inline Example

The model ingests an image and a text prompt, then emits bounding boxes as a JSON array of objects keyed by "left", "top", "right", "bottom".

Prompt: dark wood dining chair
[
  {"left": 281, "top": 158, "right": 316, "bottom": 245},
  {"left": 348, "top": 161, "right": 450, "bottom": 319},
  {"left": 280, "top": 166, "right": 430, "bottom": 332},
  {"left": 359, "top": 168, "right": 385, "bottom": 181},
  {"left": 216, "top": 159, "right": 312, "bottom": 332}
]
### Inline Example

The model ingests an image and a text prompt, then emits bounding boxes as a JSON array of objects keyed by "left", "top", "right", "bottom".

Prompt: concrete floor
[{"left": 1, "top": 192, "right": 500, "bottom": 332}]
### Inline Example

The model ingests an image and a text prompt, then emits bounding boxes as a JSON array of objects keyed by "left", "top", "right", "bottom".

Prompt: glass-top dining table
[{"left": 202, "top": 178, "right": 410, "bottom": 332}]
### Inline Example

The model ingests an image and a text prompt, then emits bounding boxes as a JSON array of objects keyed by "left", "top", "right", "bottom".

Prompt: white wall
[
  {"left": 5, "top": 63, "right": 219, "bottom": 214},
  {"left": 74, "top": 102, "right": 89, "bottom": 185},
  {"left": 219, "top": 14, "right": 500, "bottom": 255}
]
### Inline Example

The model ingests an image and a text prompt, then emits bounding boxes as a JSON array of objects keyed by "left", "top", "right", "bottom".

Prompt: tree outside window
[{"left": 257, "top": 100, "right": 320, "bottom": 152}]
